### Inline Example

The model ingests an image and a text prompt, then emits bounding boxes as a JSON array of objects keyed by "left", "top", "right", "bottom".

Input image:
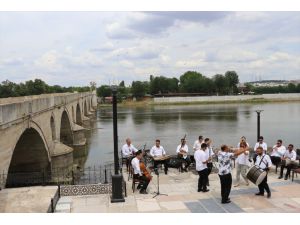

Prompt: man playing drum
[
  {"left": 255, "top": 146, "right": 272, "bottom": 198},
  {"left": 279, "top": 144, "right": 297, "bottom": 180}
]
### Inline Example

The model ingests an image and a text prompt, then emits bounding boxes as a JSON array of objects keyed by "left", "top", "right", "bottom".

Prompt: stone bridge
[{"left": 0, "top": 91, "right": 97, "bottom": 187}]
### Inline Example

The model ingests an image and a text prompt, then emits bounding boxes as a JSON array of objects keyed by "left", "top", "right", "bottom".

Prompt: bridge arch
[
  {"left": 6, "top": 125, "right": 51, "bottom": 187},
  {"left": 60, "top": 109, "right": 73, "bottom": 147}
]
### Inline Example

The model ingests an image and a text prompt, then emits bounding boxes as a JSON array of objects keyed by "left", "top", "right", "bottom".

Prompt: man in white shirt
[
  {"left": 193, "top": 135, "right": 204, "bottom": 151},
  {"left": 218, "top": 145, "right": 247, "bottom": 204},
  {"left": 204, "top": 138, "right": 214, "bottom": 186},
  {"left": 270, "top": 139, "right": 286, "bottom": 167},
  {"left": 131, "top": 150, "right": 150, "bottom": 194},
  {"left": 279, "top": 144, "right": 298, "bottom": 180},
  {"left": 234, "top": 138, "right": 250, "bottom": 187},
  {"left": 150, "top": 139, "right": 168, "bottom": 175},
  {"left": 177, "top": 139, "right": 191, "bottom": 172},
  {"left": 253, "top": 136, "right": 268, "bottom": 163},
  {"left": 122, "top": 138, "right": 138, "bottom": 170},
  {"left": 194, "top": 143, "right": 210, "bottom": 192},
  {"left": 255, "top": 146, "right": 272, "bottom": 198}
]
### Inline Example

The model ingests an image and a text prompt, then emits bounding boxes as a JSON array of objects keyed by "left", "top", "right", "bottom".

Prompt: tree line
[
  {"left": 246, "top": 83, "right": 300, "bottom": 94},
  {"left": 97, "top": 70, "right": 240, "bottom": 100},
  {"left": 0, "top": 79, "right": 94, "bottom": 98}
]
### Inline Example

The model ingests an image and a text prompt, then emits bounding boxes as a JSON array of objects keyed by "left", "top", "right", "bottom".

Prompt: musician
[
  {"left": 217, "top": 144, "right": 247, "bottom": 204},
  {"left": 193, "top": 135, "right": 204, "bottom": 151},
  {"left": 253, "top": 136, "right": 268, "bottom": 163},
  {"left": 234, "top": 141, "right": 250, "bottom": 187},
  {"left": 270, "top": 139, "right": 286, "bottom": 167},
  {"left": 122, "top": 138, "right": 138, "bottom": 170},
  {"left": 204, "top": 138, "right": 214, "bottom": 186},
  {"left": 278, "top": 144, "right": 297, "bottom": 180},
  {"left": 131, "top": 150, "right": 151, "bottom": 194},
  {"left": 255, "top": 146, "right": 272, "bottom": 198},
  {"left": 150, "top": 139, "right": 168, "bottom": 175},
  {"left": 194, "top": 143, "right": 210, "bottom": 192},
  {"left": 176, "top": 139, "right": 191, "bottom": 172}
]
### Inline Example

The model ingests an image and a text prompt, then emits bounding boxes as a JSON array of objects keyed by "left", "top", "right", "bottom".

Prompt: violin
[{"left": 140, "top": 161, "right": 152, "bottom": 180}]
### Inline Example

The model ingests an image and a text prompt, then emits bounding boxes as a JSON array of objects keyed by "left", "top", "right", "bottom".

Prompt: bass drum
[{"left": 246, "top": 165, "right": 267, "bottom": 186}]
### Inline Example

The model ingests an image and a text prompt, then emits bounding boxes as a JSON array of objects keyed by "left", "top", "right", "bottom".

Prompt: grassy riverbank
[{"left": 98, "top": 97, "right": 300, "bottom": 108}]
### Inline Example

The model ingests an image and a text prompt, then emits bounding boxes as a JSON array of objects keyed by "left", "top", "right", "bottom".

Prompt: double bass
[{"left": 140, "top": 161, "right": 152, "bottom": 181}]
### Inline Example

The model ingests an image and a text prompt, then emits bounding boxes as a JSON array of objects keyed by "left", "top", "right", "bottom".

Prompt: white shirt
[
  {"left": 193, "top": 140, "right": 203, "bottom": 151},
  {"left": 194, "top": 150, "right": 208, "bottom": 171},
  {"left": 122, "top": 144, "right": 138, "bottom": 157},
  {"left": 284, "top": 150, "right": 297, "bottom": 160},
  {"left": 131, "top": 157, "right": 142, "bottom": 176},
  {"left": 236, "top": 143, "right": 250, "bottom": 166},
  {"left": 255, "top": 154, "right": 272, "bottom": 170},
  {"left": 218, "top": 151, "right": 234, "bottom": 175},
  {"left": 176, "top": 144, "right": 188, "bottom": 153},
  {"left": 205, "top": 147, "right": 214, "bottom": 161},
  {"left": 150, "top": 145, "right": 166, "bottom": 157},
  {"left": 271, "top": 145, "right": 286, "bottom": 157},
  {"left": 254, "top": 142, "right": 268, "bottom": 153}
]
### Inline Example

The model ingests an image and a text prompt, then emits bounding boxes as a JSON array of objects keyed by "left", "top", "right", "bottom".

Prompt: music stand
[{"left": 153, "top": 168, "right": 168, "bottom": 198}]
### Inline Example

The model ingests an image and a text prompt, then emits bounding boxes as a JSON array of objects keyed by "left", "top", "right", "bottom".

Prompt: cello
[{"left": 140, "top": 161, "right": 152, "bottom": 181}]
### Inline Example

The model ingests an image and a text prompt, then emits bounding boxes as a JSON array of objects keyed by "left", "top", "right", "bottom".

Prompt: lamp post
[
  {"left": 110, "top": 85, "right": 125, "bottom": 203},
  {"left": 255, "top": 110, "right": 263, "bottom": 142}
]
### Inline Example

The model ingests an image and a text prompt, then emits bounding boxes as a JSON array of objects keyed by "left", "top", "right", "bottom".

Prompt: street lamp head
[
  {"left": 255, "top": 110, "right": 263, "bottom": 114},
  {"left": 110, "top": 85, "right": 118, "bottom": 94}
]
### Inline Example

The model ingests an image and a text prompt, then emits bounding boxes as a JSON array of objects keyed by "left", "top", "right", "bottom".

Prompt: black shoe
[
  {"left": 202, "top": 189, "right": 210, "bottom": 192},
  {"left": 284, "top": 176, "right": 288, "bottom": 180},
  {"left": 255, "top": 192, "right": 264, "bottom": 196},
  {"left": 221, "top": 200, "right": 231, "bottom": 204},
  {"left": 267, "top": 192, "right": 271, "bottom": 198},
  {"left": 139, "top": 189, "right": 148, "bottom": 194},
  {"left": 278, "top": 176, "right": 283, "bottom": 179},
  {"left": 165, "top": 170, "right": 168, "bottom": 175},
  {"left": 197, "top": 189, "right": 203, "bottom": 192}
]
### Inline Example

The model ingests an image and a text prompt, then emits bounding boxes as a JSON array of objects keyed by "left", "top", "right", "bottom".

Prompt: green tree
[
  {"left": 213, "top": 74, "right": 228, "bottom": 95},
  {"left": 225, "top": 71, "right": 239, "bottom": 95},
  {"left": 96, "top": 85, "right": 112, "bottom": 98},
  {"left": 131, "top": 81, "right": 146, "bottom": 99}
]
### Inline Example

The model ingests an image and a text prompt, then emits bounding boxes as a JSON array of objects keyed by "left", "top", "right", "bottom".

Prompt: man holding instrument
[
  {"left": 255, "top": 146, "right": 272, "bottom": 198},
  {"left": 150, "top": 139, "right": 169, "bottom": 175},
  {"left": 278, "top": 144, "right": 297, "bottom": 180},
  {"left": 131, "top": 150, "right": 151, "bottom": 194},
  {"left": 177, "top": 138, "right": 191, "bottom": 172}
]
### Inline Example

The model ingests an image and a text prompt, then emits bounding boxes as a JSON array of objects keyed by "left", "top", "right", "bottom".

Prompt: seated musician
[
  {"left": 270, "top": 139, "right": 286, "bottom": 167},
  {"left": 122, "top": 138, "right": 138, "bottom": 170},
  {"left": 279, "top": 144, "right": 297, "bottom": 180},
  {"left": 131, "top": 150, "right": 151, "bottom": 194},
  {"left": 176, "top": 139, "right": 191, "bottom": 172},
  {"left": 150, "top": 139, "right": 168, "bottom": 175}
]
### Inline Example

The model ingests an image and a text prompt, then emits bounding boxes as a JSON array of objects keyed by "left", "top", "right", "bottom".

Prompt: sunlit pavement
[{"left": 58, "top": 166, "right": 300, "bottom": 213}]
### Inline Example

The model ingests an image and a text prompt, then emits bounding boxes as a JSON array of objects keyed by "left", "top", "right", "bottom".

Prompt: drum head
[{"left": 255, "top": 171, "right": 267, "bottom": 185}]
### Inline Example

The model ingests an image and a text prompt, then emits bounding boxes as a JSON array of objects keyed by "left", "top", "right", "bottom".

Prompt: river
[{"left": 84, "top": 101, "right": 300, "bottom": 166}]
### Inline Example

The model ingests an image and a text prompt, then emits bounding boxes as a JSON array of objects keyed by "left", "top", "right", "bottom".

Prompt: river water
[{"left": 84, "top": 101, "right": 300, "bottom": 166}]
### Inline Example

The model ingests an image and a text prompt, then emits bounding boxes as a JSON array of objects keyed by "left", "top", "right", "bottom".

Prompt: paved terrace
[{"left": 57, "top": 166, "right": 300, "bottom": 213}]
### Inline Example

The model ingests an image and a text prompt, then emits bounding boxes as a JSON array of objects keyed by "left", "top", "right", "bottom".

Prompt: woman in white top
[{"left": 234, "top": 139, "right": 250, "bottom": 187}]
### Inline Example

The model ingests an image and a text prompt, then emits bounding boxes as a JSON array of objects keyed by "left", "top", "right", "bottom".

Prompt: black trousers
[
  {"left": 258, "top": 175, "right": 270, "bottom": 194},
  {"left": 198, "top": 168, "right": 208, "bottom": 191},
  {"left": 153, "top": 159, "right": 168, "bottom": 172},
  {"left": 219, "top": 173, "right": 232, "bottom": 202},
  {"left": 178, "top": 155, "right": 191, "bottom": 169},
  {"left": 133, "top": 174, "right": 150, "bottom": 191},
  {"left": 280, "top": 164, "right": 293, "bottom": 178},
  {"left": 252, "top": 153, "right": 258, "bottom": 164}
]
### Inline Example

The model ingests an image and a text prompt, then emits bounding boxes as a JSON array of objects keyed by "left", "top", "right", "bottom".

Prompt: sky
[{"left": 0, "top": 11, "right": 300, "bottom": 87}]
